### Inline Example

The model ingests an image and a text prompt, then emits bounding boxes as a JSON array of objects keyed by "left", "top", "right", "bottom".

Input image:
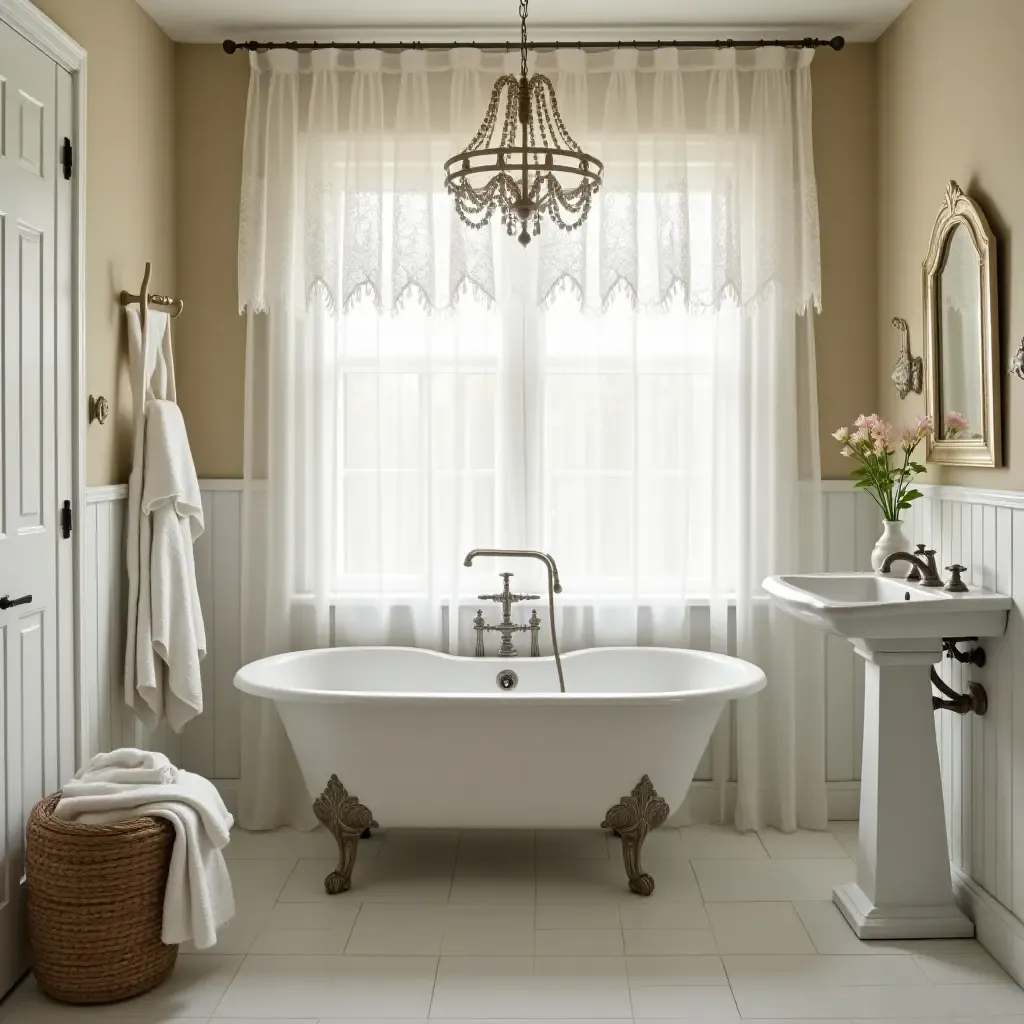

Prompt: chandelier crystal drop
[{"left": 443, "top": 0, "right": 603, "bottom": 246}]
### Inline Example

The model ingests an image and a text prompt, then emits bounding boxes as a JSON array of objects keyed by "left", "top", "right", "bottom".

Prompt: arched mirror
[{"left": 923, "top": 181, "right": 1000, "bottom": 466}]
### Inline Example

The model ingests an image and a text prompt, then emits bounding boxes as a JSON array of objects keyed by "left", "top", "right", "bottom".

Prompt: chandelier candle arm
[{"left": 443, "top": 0, "right": 603, "bottom": 246}]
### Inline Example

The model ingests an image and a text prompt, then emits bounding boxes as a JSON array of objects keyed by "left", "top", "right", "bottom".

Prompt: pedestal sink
[{"left": 764, "top": 571, "right": 1011, "bottom": 939}]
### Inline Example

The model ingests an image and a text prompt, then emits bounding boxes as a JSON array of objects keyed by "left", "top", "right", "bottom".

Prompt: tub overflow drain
[{"left": 496, "top": 669, "right": 518, "bottom": 691}]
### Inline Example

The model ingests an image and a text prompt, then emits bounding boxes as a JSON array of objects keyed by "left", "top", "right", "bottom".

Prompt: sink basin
[
  {"left": 763, "top": 572, "right": 1010, "bottom": 647},
  {"left": 780, "top": 574, "right": 945, "bottom": 603}
]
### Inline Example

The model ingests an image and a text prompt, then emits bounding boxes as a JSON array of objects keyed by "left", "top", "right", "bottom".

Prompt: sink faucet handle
[
  {"left": 944, "top": 564, "right": 969, "bottom": 593},
  {"left": 905, "top": 543, "right": 928, "bottom": 581}
]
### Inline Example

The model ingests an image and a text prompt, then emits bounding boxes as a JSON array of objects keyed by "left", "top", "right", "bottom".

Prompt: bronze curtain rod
[{"left": 222, "top": 36, "right": 845, "bottom": 54}]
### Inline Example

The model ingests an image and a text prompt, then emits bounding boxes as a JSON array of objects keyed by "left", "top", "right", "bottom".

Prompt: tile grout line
[
  {"left": 205, "top": 949, "right": 247, "bottom": 1020},
  {"left": 788, "top": 898, "right": 819, "bottom": 952},
  {"left": 426, "top": 948, "right": 442, "bottom": 1021},
  {"left": 342, "top": 899, "right": 368, "bottom": 954}
]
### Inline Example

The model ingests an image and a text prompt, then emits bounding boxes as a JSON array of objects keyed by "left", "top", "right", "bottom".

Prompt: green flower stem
[{"left": 843, "top": 435, "right": 925, "bottom": 522}]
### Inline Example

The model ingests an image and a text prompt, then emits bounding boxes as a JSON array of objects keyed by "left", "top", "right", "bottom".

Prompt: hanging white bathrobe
[{"left": 124, "top": 308, "right": 207, "bottom": 733}]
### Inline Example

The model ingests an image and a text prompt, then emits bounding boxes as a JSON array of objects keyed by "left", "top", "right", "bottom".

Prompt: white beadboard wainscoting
[
  {"left": 82, "top": 481, "right": 244, "bottom": 780},
  {"left": 898, "top": 483, "right": 1024, "bottom": 983},
  {"left": 82, "top": 481, "right": 874, "bottom": 817},
  {"left": 82, "top": 479, "right": 1024, "bottom": 979}
]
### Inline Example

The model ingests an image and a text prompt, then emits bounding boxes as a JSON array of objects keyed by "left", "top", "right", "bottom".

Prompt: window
[{"left": 319, "top": 185, "right": 741, "bottom": 602}]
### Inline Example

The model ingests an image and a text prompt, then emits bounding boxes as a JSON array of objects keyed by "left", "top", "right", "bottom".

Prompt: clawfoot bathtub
[{"left": 234, "top": 647, "right": 765, "bottom": 895}]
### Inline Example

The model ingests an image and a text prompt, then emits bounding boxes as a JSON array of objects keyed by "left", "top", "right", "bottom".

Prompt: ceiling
[{"left": 135, "top": 0, "right": 914, "bottom": 44}]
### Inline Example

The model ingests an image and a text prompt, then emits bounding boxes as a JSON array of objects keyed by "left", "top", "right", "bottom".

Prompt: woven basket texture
[{"left": 26, "top": 792, "right": 178, "bottom": 1004}]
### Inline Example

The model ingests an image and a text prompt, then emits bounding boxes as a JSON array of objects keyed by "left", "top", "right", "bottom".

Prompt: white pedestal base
[
  {"left": 843, "top": 644, "right": 975, "bottom": 941},
  {"left": 834, "top": 882, "right": 974, "bottom": 939}
]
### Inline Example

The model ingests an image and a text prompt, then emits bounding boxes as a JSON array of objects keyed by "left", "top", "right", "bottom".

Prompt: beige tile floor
[{"left": 1, "top": 822, "right": 1021, "bottom": 1024}]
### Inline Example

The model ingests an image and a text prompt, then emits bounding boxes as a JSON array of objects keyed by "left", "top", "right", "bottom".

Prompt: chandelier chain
[{"left": 519, "top": 0, "right": 529, "bottom": 79}]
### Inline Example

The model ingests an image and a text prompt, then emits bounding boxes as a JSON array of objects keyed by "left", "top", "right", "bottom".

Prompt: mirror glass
[{"left": 937, "top": 223, "right": 984, "bottom": 441}]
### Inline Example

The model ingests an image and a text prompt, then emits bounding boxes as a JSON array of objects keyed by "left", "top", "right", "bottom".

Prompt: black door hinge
[
  {"left": 60, "top": 500, "right": 72, "bottom": 539},
  {"left": 60, "top": 137, "right": 72, "bottom": 180}
]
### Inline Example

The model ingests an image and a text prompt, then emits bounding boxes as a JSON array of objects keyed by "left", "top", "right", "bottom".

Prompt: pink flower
[
  {"left": 944, "top": 411, "right": 968, "bottom": 439},
  {"left": 851, "top": 427, "right": 871, "bottom": 444},
  {"left": 916, "top": 414, "right": 934, "bottom": 435},
  {"left": 870, "top": 419, "right": 896, "bottom": 453},
  {"left": 832, "top": 426, "right": 850, "bottom": 443},
  {"left": 900, "top": 425, "right": 918, "bottom": 448},
  {"left": 840, "top": 445, "right": 853, "bottom": 458}
]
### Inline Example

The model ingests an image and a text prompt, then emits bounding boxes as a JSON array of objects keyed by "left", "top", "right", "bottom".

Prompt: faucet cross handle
[
  {"left": 478, "top": 572, "right": 540, "bottom": 604},
  {"left": 944, "top": 564, "right": 969, "bottom": 593},
  {"left": 905, "top": 543, "right": 928, "bottom": 581},
  {"left": 501, "top": 572, "right": 539, "bottom": 602}
]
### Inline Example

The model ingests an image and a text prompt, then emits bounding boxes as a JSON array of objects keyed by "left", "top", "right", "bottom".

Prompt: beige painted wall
[
  {"left": 812, "top": 44, "right": 878, "bottom": 478},
  {"left": 172, "top": 44, "right": 880, "bottom": 481},
  {"left": 174, "top": 45, "right": 248, "bottom": 479},
  {"left": 878, "top": 0, "right": 1024, "bottom": 488},
  {"left": 32, "top": 0, "right": 175, "bottom": 485}
]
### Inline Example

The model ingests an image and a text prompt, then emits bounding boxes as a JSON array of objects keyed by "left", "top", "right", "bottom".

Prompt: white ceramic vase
[{"left": 871, "top": 519, "right": 911, "bottom": 572}]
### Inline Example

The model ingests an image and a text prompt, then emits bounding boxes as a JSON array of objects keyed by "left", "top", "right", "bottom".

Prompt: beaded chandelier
[{"left": 443, "top": 0, "right": 603, "bottom": 246}]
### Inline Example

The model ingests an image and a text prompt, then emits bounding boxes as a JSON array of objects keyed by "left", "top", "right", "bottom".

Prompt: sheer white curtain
[{"left": 237, "top": 45, "right": 825, "bottom": 833}]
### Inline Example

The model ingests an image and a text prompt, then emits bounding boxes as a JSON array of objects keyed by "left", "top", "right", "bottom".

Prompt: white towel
[
  {"left": 135, "top": 399, "right": 207, "bottom": 733},
  {"left": 73, "top": 747, "right": 178, "bottom": 786},
  {"left": 125, "top": 308, "right": 177, "bottom": 728},
  {"left": 56, "top": 751, "right": 235, "bottom": 950}
]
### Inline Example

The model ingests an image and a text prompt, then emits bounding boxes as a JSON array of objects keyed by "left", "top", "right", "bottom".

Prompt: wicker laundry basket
[{"left": 26, "top": 792, "right": 178, "bottom": 1004}]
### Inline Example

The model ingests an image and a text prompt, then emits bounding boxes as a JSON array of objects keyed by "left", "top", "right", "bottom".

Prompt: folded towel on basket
[
  {"left": 56, "top": 749, "right": 234, "bottom": 950},
  {"left": 72, "top": 747, "right": 179, "bottom": 786}
]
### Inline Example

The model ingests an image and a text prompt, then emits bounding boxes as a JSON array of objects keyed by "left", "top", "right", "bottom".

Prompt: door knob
[{"left": 0, "top": 593, "right": 32, "bottom": 610}]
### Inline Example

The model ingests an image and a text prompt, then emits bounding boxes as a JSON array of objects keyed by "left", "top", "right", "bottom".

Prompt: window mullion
[{"left": 494, "top": 244, "right": 530, "bottom": 549}]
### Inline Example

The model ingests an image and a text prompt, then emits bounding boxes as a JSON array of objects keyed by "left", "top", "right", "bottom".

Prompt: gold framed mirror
[{"left": 923, "top": 181, "right": 1000, "bottom": 467}]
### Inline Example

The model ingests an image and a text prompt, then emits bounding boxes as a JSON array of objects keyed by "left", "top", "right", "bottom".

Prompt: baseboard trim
[
  {"left": 952, "top": 864, "right": 1024, "bottom": 986},
  {"left": 824, "top": 780, "right": 861, "bottom": 820}
]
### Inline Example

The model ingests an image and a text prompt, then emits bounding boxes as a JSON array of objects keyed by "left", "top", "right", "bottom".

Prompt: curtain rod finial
[
  {"left": 829, "top": 36, "right": 845, "bottom": 50},
  {"left": 223, "top": 39, "right": 238, "bottom": 54}
]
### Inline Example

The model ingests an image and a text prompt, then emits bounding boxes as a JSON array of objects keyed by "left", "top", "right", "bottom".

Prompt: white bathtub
[{"left": 234, "top": 646, "right": 765, "bottom": 830}]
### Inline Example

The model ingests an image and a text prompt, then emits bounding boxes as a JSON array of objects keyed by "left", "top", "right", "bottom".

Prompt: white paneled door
[{"left": 0, "top": 20, "right": 75, "bottom": 997}]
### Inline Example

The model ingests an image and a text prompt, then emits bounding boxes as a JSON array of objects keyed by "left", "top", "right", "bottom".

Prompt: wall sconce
[
  {"left": 1010, "top": 337, "right": 1024, "bottom": 380},
  {"left": 890, "top": 317, "right": 923, "bottom": 399}
]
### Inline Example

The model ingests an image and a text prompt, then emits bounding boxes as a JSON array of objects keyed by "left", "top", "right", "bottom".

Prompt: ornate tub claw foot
[
  {"left": 601, "top": 774, "right": 669, "bottom": 896},
  {"left": 313, "top": 775, "right": 378, "bottom": 894}
]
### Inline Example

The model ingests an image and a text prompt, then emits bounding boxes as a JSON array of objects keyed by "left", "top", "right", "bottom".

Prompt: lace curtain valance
[{"left": 238, "top": 46, "right": 822, "bottom": 315}]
